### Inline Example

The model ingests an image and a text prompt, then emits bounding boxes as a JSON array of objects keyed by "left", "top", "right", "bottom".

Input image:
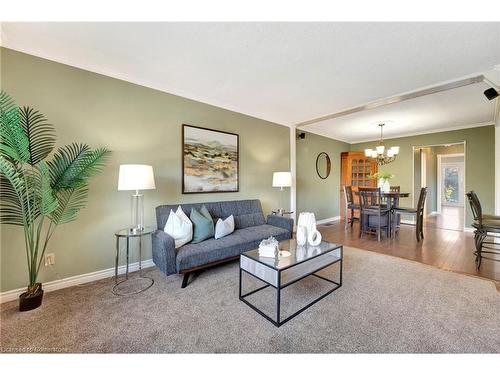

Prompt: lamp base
[{"left": 131, "top": 192, "right": 144, "bottom": 233}]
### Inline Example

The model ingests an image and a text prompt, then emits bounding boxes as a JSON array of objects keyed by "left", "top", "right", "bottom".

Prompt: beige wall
[
  {"left": 296, "top": 131, "right": 350, "bottom": 221},
  {"left": 352, "top": 126, "right": 495, "bottom": 226},
  {"left": 0, "top": 48, "right": 290, "bottom": 292}
]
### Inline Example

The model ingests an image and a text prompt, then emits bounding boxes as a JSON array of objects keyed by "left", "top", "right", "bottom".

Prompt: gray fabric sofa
[{"left": 152, "top": 199, "right": 293, "bottom": 287}]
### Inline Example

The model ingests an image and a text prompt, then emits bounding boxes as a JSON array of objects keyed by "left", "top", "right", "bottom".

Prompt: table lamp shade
[
  {"left": 272, "top": 172, "right": 292, "bottom": 188},
  {"left": 118, "top": 164, "right": 156, "bottom": 191}
]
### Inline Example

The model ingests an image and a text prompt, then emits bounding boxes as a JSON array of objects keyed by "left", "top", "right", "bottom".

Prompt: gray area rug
[{"left": 1, "top": 247, "right": 499, "bottom": 353}]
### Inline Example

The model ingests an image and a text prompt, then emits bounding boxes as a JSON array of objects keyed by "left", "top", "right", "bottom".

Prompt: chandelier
[{"left": 364, "top": 123, "right": 400, "bottom": 166}]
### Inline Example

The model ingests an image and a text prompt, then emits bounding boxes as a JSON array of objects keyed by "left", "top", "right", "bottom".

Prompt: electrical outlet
[{"left": 44, "top": 253, "right": 55, "bottom": 266}]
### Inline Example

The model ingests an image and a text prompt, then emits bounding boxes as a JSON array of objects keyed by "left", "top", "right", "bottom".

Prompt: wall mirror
[{"left": 316, "top": 152, "right": 331, "bottom": 179}]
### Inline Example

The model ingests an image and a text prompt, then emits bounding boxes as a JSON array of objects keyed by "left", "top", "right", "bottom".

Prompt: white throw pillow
[
  {"left": 214, "top": 215, "right": 235, "bottom": 240},
  {"left": 163, "top": 206, "right": 193, "bottom": 248}
]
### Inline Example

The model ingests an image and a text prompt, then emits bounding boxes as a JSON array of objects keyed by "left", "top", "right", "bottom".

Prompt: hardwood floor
[
  {"left": 425, "top": 205, "right": 464, "bottom": 231},
  {"left": 318, "top": 220, "right": 500, "bottom": 282}
]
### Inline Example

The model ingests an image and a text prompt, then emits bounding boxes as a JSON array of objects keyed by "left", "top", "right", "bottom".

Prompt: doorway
[{"left": 413, "top": 143, "right": 465, "bottom": 231}]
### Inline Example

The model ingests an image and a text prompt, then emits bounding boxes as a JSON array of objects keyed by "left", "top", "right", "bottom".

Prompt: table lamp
[
  {"left": 272, "top": 171, "right": 292, "bottom": 215},
  {"left": 118, "top": 164, "right": 156, "bottom": 233}
]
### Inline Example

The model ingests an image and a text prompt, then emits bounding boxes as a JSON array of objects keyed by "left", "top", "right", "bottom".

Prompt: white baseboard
[
  {"left": 0, "top": 259, "right": 154, "bottom": 304},
  {"left": 429, "top": 211, "right": 439, "bottom": 216},
  {"left": 317, "top": 216, "right": 341, "bottom": 225},
  {"left": 464, "top": 227, "right": 475, "bottom": 233}
]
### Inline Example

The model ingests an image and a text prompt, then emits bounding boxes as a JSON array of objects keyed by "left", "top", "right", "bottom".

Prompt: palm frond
[
  {"left": 37, "top": 161, "right": 58, "bottom": 215},
  {"left": 0, "top": 102, "right": 30, "bottom": 164},
  {"left": 19, "top": 106, "right": 56, "bottom": 166},
  {"left": 0, "top": 156, "right": 26, "bottom": 225},
  {"left": 50, "top": 187, "right": 89, "bottom": 225},
  {"left": 77, "top": 147, "right": 111, "bottom": 180},
  {"left": 0, "top": 91, "right": 17, "bottom": 114},
  {"left": 48, "top": 144, "right": 110, "bottom": 191},
  {"left": 48, "top": 143, "right": 90, "bottom": 190}
]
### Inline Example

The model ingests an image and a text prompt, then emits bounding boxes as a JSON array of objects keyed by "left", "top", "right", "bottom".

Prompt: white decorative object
[
  {"left": 214, "top": 215, "right": 235, "bottom": 239},
  {"left": 259, "top": 236, "right": 279, "bottom": 258},
  {"left": 378, "top": 178, "right": 391, "bottom": 193},
  {"left": 297, "top": 212, "right": 323, "bottom": 246},
  {"left": 308, "top": 229, "right": 322, "bottom": 246},
  {"left": 164, "top": 206, "right": 193, "bottom": 248},
  {"left": 118, "top": 164, "right": 156, "bottom": 232},
  {"left": 296, "top": 225, "right": 307, "bottom": 246}
]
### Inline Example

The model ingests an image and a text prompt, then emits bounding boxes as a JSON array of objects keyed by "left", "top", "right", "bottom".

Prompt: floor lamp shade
[{"left": 118, "top": 165, "right": 156, "bottom": 232}]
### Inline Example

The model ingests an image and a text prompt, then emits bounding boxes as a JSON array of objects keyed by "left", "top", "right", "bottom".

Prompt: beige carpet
[{"left": 1, "top": 247, "right": 499, "bottom": 353}]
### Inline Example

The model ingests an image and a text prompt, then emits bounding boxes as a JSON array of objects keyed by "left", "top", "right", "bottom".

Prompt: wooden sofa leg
[{"left": 181, "top": 272, "right": 190, "bottom": 288}]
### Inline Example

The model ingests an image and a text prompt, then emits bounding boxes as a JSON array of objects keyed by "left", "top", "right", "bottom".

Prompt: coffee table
[{"left": 239, "top": 239, "right": 343, "bottom": 327}]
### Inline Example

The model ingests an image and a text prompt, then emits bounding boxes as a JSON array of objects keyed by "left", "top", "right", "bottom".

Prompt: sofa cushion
[
  {"left": 215, "top": 215, "right": 235, "bottom": 239},
  {"left": 175, "top": 224, "right": 290, "bottom": 271},
  {"left": 156, "top": 199, "right": 265, "bottom": 231},
  {"left": 190, "top": 207, "right": 215, "bottom": 244}
]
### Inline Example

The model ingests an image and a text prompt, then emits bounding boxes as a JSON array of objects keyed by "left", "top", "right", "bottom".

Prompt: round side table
[{"left": 113, "top": 227, "right": 154, "bottom": 296}]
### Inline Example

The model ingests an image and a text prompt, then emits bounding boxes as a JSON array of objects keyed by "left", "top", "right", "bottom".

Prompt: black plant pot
[{"left": 19, "top": 283, "right": 44, "bottom": 312}]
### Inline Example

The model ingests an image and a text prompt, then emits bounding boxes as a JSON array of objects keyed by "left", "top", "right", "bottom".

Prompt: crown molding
[
  {"left": 296, "top": 127, "right": 352, "bottom": 144},
  {"left": 1, "top": 45, "right": 292, "bottom": 129},
  {"left": 349, "top": 121, "right": 495, "bottom": 144}
]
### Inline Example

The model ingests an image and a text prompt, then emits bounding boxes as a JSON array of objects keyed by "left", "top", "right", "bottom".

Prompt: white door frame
[
  {"left": 412, "top": 141, "right": 467, "bottom": 231},
  {"left": 437, "top": 153, "right": 465, "bottom": 212}
]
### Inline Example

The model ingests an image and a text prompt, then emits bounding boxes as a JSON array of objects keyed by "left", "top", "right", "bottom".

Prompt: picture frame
[{"left": 182, "top": 124, "right": 239, "bottom": 194}]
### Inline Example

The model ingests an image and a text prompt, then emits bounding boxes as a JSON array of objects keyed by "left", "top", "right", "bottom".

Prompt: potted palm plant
[{"left": 0, "top": 91, "right": 110, "bottom": 311}]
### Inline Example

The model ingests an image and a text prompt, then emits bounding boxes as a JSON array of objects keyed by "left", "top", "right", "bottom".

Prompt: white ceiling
[
  {"left": 305, "top": 82, "right": 496, "bottom": 143},
  {"left": 1, "top": 22, "right": 499, "bottom": 142}
]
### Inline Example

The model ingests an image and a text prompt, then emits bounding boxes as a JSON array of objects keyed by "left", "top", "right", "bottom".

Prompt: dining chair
[
  {"left": 466, "top": 191, "right": 500, "bottom": 268},
  {"left": 358, "top": 186, "right": 379, "bottom": 206},
  {"left": 393, "top": 187, "right": 427, "bottom": 242},
  {"left": 389, "top": 185, "right": 400, "bottom": 192},
  {"left": 359, "top": 188, "right": 391, "bottom": 241},
  {"left": 344, "top": 186, "right": 360, "bottom": 229}
]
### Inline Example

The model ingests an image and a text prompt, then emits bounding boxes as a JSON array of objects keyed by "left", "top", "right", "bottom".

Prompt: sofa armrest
[
  {"left": 152, "top": 230, "right": 177, "bottom": 276},
  {"left": 266, "top": 214, "right": 294, "bottom": 233}
]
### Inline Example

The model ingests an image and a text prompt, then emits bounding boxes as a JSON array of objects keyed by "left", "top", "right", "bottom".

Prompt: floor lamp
[{"left": 118, "top": 164, "right": 156, "bottom": 233}]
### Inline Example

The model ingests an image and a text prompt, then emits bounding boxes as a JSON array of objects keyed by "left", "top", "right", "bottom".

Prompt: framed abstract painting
[{"left": 182, "top": 124, "right": 239, "bottom": 193}]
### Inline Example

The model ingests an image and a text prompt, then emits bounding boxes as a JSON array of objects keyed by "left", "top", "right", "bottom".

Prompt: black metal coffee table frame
[{"left": 239, "top": 245, "right": 342, "bottom": 327}]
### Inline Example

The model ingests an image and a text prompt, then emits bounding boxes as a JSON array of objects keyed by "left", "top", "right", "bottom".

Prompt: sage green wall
[
  {"left": 352, "top": 126, "right": 495, "bottom": 226},
  {"left": 0, "top": 48, "right": 290, "bottom": 292},
  {"left": 296, "top": 131, "right": 350, "bottom": 221}
]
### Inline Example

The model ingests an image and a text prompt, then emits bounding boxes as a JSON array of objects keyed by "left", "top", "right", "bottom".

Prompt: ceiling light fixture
[{"left": 364, "top": 123, "right": 400, "bottom": 166}]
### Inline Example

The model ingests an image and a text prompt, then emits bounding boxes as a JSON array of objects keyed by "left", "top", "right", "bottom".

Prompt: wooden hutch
[{"left": 340, "top": 151, "right": 378, "bottom": 220}]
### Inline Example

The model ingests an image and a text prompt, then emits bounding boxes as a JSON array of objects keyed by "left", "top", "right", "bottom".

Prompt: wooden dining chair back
[
  {"left": 359, "top": 188, "right": 391, "bottom": 241},
  {"left": 466, "top": 191, "right": 500, "bottom": 268},
  {"left": 393, "top": 187, "right": 427, "bottom": 242},
  {"left": 344, "top": 186, "right": 360, "bottom": 229},
  {"left": 358, "top": 186, "right": 379, "bottom": 206},
  {"left": 389, "top": 185, "right": 400, "bottom": 192},
  {"left": 466, "top": 191, "right": 482, "bottom": 226},
  {"left": 416, "top": 187, "right": 428, "bottom": 214}
]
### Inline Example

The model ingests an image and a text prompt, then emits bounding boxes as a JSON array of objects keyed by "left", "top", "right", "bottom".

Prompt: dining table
[{"left": 355, "top": 190, "right": 411, "bottom": 236}]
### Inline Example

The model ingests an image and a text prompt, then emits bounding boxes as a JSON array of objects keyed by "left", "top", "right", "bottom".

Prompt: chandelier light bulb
[
  {"left": 376, "top": 145, "right": 385, "bottom": 155},
  {"left": 364, "top": 149, "right": 372, "bottom": 157}
]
